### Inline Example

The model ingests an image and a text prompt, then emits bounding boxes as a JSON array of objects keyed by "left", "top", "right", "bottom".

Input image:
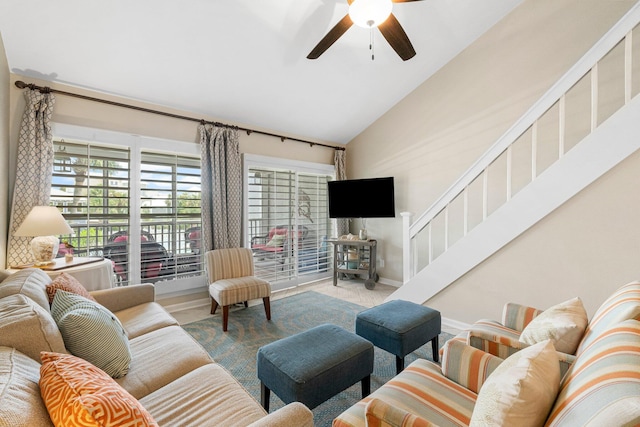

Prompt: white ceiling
[{"left": 1, "top": 0, "right": 522, "bottom": 144}]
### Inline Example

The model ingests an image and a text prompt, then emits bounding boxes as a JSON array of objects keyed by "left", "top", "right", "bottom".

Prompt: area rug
[{"left": 183, "top": 291, "right": 452, "bottom": 427}]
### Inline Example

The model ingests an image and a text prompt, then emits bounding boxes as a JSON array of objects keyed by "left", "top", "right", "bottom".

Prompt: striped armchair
[
  {"left": 204, "top": 248, "right": 272, "bottom": 331},
  {"left": 334, "top": 339, "right": 503, "bottom": 427},
  {"left": 333, "top": 282, "right": 640, "bottom": 427},
  {"left": 335, "top": 318, "right": 640, "bottom": 426},
  {"left": 447, "top": 281, "right": 640, "bottom": 376}
]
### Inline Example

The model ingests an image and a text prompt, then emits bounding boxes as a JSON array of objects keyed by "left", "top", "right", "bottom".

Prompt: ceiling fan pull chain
[{"left": 370, "top": 27, "right": 375, "bottom": 61}]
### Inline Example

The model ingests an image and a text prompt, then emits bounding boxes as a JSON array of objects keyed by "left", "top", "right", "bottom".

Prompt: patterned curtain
[
  {"left": 6, "top": 89, "right": 56, "bottom": 267},
  {"left": 334, "top": 149, "right": 349, "bottom": 236},
  {"left": 199, "top": 124, "right": 242, "bottom": 251}
]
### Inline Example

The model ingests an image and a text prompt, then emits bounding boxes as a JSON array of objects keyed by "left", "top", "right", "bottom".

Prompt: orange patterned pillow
[
  {"left": 46, "top": 273, "right": 96, "bottom": 304},
  {"left": 40, "top": 352, "right": 157, "bottom": 427}
]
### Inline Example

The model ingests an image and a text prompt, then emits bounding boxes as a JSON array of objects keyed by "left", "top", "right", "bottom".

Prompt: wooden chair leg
[
  {"left": 222, "top": 305, "right": 230, "bottom": 332},
  {"left": 431, "top": 335, "right": 440, "bottom": 363},
  {"left": 210, "top": 298, "right": 218, "bottom": 315},
  {"left": 263, "top": 297, "right": 271, "bottom": 321}
]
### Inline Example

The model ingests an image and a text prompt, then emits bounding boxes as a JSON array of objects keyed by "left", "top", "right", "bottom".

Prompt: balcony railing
[{"left": 61, "top": 220, "right": 202, "bottom": 286}]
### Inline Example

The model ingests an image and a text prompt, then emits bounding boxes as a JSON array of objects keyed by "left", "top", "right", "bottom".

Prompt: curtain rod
[{"left": 14, "top": 80, "right": 345, "bottom": 151}]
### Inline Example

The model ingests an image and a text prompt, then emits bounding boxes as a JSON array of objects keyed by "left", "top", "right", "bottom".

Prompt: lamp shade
[
  {"left": 14, "top": 206, "right": 73, "bottom": 265},
  {"left": 349, "top": 0, "right": 393, "bottom": 28},
  {"left": 14, "top": 206, "right": 73, "bottom": 237}
]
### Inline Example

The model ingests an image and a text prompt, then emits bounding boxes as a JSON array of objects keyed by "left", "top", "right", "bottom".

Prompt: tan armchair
[{"left": 204, "top": 248, "right": 272, "bottom": 331}]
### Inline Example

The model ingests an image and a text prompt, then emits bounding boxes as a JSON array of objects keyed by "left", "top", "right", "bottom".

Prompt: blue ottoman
[
  {"left": 356, "top": 300, "right": 441, "bottom": 374},
  {"left": 257, "top": 323, "right": 374, "bottom": 410}
]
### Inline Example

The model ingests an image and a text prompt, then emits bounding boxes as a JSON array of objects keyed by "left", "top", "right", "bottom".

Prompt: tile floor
[{"left": 163, "top": 276, "right": 461, "bottom": 335}]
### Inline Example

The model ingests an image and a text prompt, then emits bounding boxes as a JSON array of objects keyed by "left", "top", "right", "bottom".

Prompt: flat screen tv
[{"left": 328, "top": 177, "right": 395, "bottom": 218}]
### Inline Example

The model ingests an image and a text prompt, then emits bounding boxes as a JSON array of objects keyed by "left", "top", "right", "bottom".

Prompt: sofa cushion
[
  {"left": 51, "top": 290, "right": 131, "bottom": 378},
  {"left": 0, "top": 268, "right": 51, "bottom": 310},
  {"left": 546, "top": 319, "right": 640, "bottom": 426},
  {"left": 469, "top": 340, "right": 560, "bottom": 427},
  {"left": 0, "top": 294, "right": 67, "bottom": 361},
  {"left": 45, "top": 272, "right": 96, "bottom": 304},
  {"left": 576, "top": 281, "right": 640, "bottom": 354},
  {"left": 519, "top": 297, "right": 588, "bottom": 354},
  {"left": 139, "top": 363, "right": 267, "bottom": 426},
  {"left": 115, "top": 325, "right": 213, "bottom": 399},
  {"left": 114, "top": 302, "right": 179, "bottom": 339},
  {"left": 0, "top": 346, "right": 54, "bottom": 427},
  {"left": 334, "top": 358, "right": 476, "bottom": 427},
  {"left": 39, "top": 352, "right": 157, "bottom": 427}
]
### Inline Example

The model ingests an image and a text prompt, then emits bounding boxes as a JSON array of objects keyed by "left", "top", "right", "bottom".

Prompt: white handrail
[
  {"left": 403, "top": 2, "right": 640, "bottom": 282},
  {"left": 408, "top": 2, "right": 640, "bottom": 239}
]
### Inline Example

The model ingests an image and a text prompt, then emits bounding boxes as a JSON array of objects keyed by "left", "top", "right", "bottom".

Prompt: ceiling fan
[{"left": 307, "top": 0, "right": 425, "bottom": 61}]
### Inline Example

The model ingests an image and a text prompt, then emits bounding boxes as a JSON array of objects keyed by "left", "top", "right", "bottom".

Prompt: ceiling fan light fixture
[{"left": 348, "top": 0, "right": 393, "bottom": 28}]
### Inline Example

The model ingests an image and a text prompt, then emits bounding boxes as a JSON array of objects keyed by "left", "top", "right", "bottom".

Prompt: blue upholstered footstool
[
  {"left": 257, "top": 323, "right": 374, "bottom": 410},
  {"left": 356, "top": 300, "right": 441, "bottom": 374}
]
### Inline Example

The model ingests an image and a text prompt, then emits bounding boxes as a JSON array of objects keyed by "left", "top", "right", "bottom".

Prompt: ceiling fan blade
[
  {"left": 378, "top": 13, "right": 416, "bottom": 61},
  {"left": 391, "top": 0, "right": 425, "bottom": 2},
  {"left": 307, "top": 14, "right": 354, "bottom": 59}
]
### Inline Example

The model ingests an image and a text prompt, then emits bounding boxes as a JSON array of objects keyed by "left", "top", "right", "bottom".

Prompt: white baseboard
[
  {"left": 163, "top": 297, "right": 210, "bottom": 314},
  {"left": 377, "top": 276, "right": 402, "bottom": 287},
  {"left": 442, "top": 317, "right": 470, "bottom": 334}
]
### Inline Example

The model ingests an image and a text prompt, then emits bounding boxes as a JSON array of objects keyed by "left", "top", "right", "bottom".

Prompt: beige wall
[
  {"left": 0, "top": 34, "right": 9, "bottom": 269},
  {"left": 431, "top": 150, "right": 640, "bottom": 322},
  {"left": 346, "top": 0, "right": 639, "bottom": 319}
]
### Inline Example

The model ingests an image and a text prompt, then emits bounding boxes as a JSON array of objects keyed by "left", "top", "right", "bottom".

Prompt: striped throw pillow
[
  {"left": 576, "top": 281, "right": 640, "bottom": 354},
  {"left": 51, "top": 290, "right": 131, "bottom": 378},
  {"left": 40, "top": 352, "right": 157, "bottom": 427},
  {"left": 546, "top": 319, "right": 640, "bottom": 426}
]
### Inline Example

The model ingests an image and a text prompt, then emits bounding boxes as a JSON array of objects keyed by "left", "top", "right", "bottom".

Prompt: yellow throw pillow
[
  {"left": 40, "top": 352, "right": 157, "bottom": 427},
  {"left": 519, "top": 297, "right": 588, "bottom": 354},
  {"left": 470, "top": 340, "right": 560, "bottom": 427}
]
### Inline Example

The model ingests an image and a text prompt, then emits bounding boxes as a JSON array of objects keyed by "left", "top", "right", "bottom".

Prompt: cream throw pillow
[
  {"left": 518, "top": 297, "right": 588, "bottom": 354},
  {"left": 470, "top": 340, "right": 560, "bottom": 427}
]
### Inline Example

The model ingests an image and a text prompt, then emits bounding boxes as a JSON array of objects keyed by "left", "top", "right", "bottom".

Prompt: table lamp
[{"left": 14, "top": 206, "right": 73, "bottom": 266}]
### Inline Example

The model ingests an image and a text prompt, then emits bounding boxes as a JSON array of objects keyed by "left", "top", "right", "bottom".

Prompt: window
[
  {"left": 140, "top": 151, "right": 202, "bottom": 280},
  {"left": 51, "top": 140, "right": 131, "bottom": 258},
  {"left": 244, "top": 155, "right": 335, "bottom": 290},
  {"left": 50, "top": 124, "right": 205, "bottom": 294}
]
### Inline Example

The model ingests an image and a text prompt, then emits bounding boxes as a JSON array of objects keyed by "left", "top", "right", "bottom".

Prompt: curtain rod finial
[{"left": 14, "top": 80, "right": 27, "bottom": 89}]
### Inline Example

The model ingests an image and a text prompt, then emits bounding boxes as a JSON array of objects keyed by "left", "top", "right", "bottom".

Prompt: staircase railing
[{"left": 402, "top": 3, "right": 640, "bottom": 283}]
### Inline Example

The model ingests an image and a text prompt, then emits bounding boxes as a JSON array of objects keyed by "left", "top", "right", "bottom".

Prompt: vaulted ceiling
[{"left": 1, "top": 0, "right": 522, "bottom": 143}]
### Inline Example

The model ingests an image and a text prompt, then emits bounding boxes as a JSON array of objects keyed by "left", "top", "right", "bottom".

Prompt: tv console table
[{"left": 327, "top": 238, "right": 378, "bottom": 290}]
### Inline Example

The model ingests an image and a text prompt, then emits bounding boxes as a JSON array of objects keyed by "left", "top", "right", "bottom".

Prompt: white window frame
[
  {"left": 52, "top": 123, "right": 206, "bottom": 296},
  {"left": 243, "top": 154, "right": 335, "bottom": 288}
]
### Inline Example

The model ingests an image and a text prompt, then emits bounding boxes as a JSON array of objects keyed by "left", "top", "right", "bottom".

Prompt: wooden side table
[{"left": 8, "top": 257, "right": 115, "bottom": 291}]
